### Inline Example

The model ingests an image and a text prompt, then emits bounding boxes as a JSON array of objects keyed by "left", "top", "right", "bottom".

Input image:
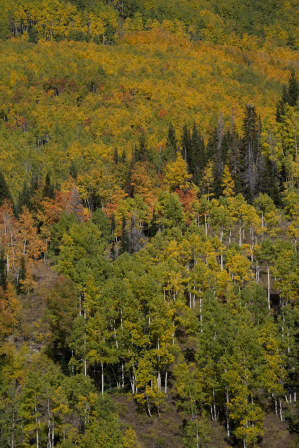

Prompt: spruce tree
[
  {"left": 165, "top": 122, "right": 177, "bottom": 162},
  {"left": 228, "top": 111, "right": 242, "bottom": 193},
  {"left": 190, "top": 121, "right": 205, "bottom": 184},
  {"left": 43, "top": 173, "right": 55, "bottom": 199},
  {"left": 288, "top": 71, "right": 298, "bottom": 107},
  {"left": 276, "top": 99, "right": 285, "bottom": 123},
  {"left": 182, "top": 123, "right": 192, "bottom": 164},
  {"left": 241, "top": 105, "right": 260, "bottom": 201},
  {"left": 111, "top": 214, "right": 116, "bottom": 237},
  {"left": 16, "top": 182, "right": 31, "bottom": 214},
  {"left": 0, "top": 171, "right": 12, "bottom": 206},
  {"left": 70, "top": 160, "right": 78, "bottom": 179},
  {"left": 0, "top": 249, "right": 7, "bottom": 291},
  {"left": 113, "top": 148, "right": 119, "bottom": 164},
  {"left": 125, "top": 151, "right": 135, "bottom": 198},
  {"left": 119, "top": 215, "right": 130, "bottom": 254},
  {"left": 120, "top": 148, "right": 127, "bottom": 163},
  {"left": 135, "top": 132, "right": 147, "bottom": 162}
]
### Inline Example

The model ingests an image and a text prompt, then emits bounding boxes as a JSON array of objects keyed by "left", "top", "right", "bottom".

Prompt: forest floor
[
  {"left": 113, "top": 389, "right": 297, "bottom": 447},
  {"left": 18, "top": 260, "right": 57, "bottom": 349}
]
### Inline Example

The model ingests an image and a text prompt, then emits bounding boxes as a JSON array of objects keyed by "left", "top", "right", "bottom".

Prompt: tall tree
[
  {"left": 0, "top": 171, "right": 12, "bottom": 207},
  {"left": 241, "top": 105, "right": 260, "bottom": 201}
]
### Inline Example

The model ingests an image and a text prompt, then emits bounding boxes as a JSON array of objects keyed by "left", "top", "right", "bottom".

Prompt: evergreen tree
[
  {"left": 16, "top": 182, "right": 31, "bottom": 214},
  {"left": 165, "top": 122, "right": 177, "bottom": 161},
  {"left": 120, "top": 148, "right": 127, "bottom": 163},
  {"left": 0, "top": 249, "right": 7, "bottom": 291},
  {"left": 135, "top": 132, "right": 147, "bottom": 162},
  {"left": 227, "top": 111, "right": 242, "bottom": 193},
  {"left": 110, "top": 214, "right": 116, "bottom": 237},
  {"left": 182, "top": 123, "right": 192, "bottom": 164},
  {"left": 70, "top": 160, "right": 78, "bottom": 179},
  {"left": 43, "top": 173, "right": 55, "bottom": 199},
  {"left": 241, "top": 105, "right": 260, "bottom": 201},
  {"left": 288, "top": 71, "right": 298, "bottom": 107},
  {"left": 282, "top": 84, "right": 290, "bottom": 104},
  {"left": 276, "top": 98, "right": 285, "bottom": 123},
  {"left": 119, "top": 215, "right": 130, "bottom": 254},
  {"left": 125, "top": 151, "right": 135, "bottom": 198},
  {"left": 0, "top": 171, "right": 12, "bottom": 206},
  {"left": 190, "top": 121, "right": 205, "bottom": 184},
  {"left": 214, "top": 112, "right": 224, "bottom": 194},
  {"left": 113, "top": 148, "right": 119, "bottom": 164}
]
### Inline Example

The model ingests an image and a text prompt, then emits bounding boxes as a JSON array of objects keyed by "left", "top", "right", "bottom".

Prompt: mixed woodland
[{"left": 0, "top": 1, "right": 298, "bottom": 447}]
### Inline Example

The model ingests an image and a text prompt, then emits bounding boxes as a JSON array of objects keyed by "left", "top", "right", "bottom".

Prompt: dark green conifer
[
  {"left": 288, "top": 71, "right": 298, "bottom": 107},
  {"left": 135, "top": 132, "right": 147, "bottom": 162},
  {"left": 113, "top": 148, "right": 119, "bottom": 164},
  {"left": 0, "top": 171, "right": 12, "bottom": 206},
  {"left": 182, "top": 123, "right": 191, "bottom": 163},
  {"left": 165, "top": 122, "right": 177, "bottom": 161},
  {"left": 17, "top": 181, "right": 31, "bottom": 214},
  {"left": 43, "top": 173, "right": 55, "bottom": 199},
  {"left": 0, "top": 248, "right": 7, "bottom": 291},
  {"left": 241, "top": 104, "right": 260, "bottom": 201},
  {"left": 70, "top": 161, "right": 78, "bottom": 179},
  {"left": 119, "top": 215, "right": 130, "bottom": 254}
]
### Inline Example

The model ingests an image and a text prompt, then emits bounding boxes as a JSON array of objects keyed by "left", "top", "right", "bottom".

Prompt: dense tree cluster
[
  {"left": 0, "top": 2, "right": 298, "bottom": 446},
  {"left": 0, "top": 0, "right": 297, "bottom": 48}
]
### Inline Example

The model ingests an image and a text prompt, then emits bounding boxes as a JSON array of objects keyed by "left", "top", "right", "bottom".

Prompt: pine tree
[
  {"left": 0, "top": 171, "right": 12, "bottom": 207},
  {"left": 16, "top": 182, "right": 31, "bottom": 215},
  {"left": 120, "top": 148, "right": 127, "bottom": 163},
  {"left": 119, "top": 215, "right": 130, "bottom": 254},
  {"left": 126, "top": 152, "right": 135, "bottom": 198},
  {"left": 288, "top": 71, "right": 298, "bottom": 107},
  {"left": 43, "top": 173, "right": 55, "bottom": 199},
  {"left": 214, "top": 112, "right": 224, "bottom": 194},
  {"left": 228, "top": 111, "right": 242, "bottom": 193},
  {"left": 70, "top": 160, "right": 78, "bottom": 179},
  {"left": 276, "top": 98, "right": 285, "bottom": 123},
  {"left": 241, "top": 105, "right": 260, "bottom": 201},
  {"left": 166, "top": 122, "right": 177, "bottom": 161},
  {"left": 182, "top": 123, "right": 192, "bottom": 164},
  {"left": 0, "top": 249, "right": 7, "bottom": 291},
  {"left": 135, "top": 132, "right": 147, "bottom": 162},
  {"left": 113, "top": 148, "right": 119, "bottom": 164},
  {"left": 190, "top": 121, "right": 205, "bottom": 184}
]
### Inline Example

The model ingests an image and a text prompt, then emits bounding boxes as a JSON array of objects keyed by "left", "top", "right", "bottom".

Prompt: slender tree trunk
[
  {"left": 101, "top": 362, "right": 104, "bottom": 396},
  {"left": 11, "top": 409, "right": 15, "bottom": 448},
  {"left": 204, "top": 214, "right": 208, "bottom": 236},
  {"left": 239, "top": 222, "right": 242, "bottom": 246},
  {"left": 83, "top": 333, "right": 87, "bottom": 376},
  {"left": 164, "top": 371, "right": 168, "bottom": 394},
  {"left": 226, "top": 387, "right": 230, "bottom": 438},
  {"left": 35, "top": 406, "right": 39, "bottom": 448},
  {"left": 146, "top": 395, "right": 152, "bottom": 417},
  {"left": 267, "top": 265, "right": 271, "bottom": 310},
  {"left": 199, "top": 296, "right": 203, "bottom": 333},
  {"left": 121, "top": 361, "right": 125, "bottom": 389},
  {"left": 279, "top": 398, "right": 283, "bottom": 421}
]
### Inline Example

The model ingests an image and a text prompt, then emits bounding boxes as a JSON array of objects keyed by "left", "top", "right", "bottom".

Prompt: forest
[{"left": 0, "top": 1, "right": 298, "bottom": 447}]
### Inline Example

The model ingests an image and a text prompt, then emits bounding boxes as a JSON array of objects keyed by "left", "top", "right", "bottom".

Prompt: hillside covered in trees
[{"left": 0, "top": 1, "right": 298, "bottom": 447}]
